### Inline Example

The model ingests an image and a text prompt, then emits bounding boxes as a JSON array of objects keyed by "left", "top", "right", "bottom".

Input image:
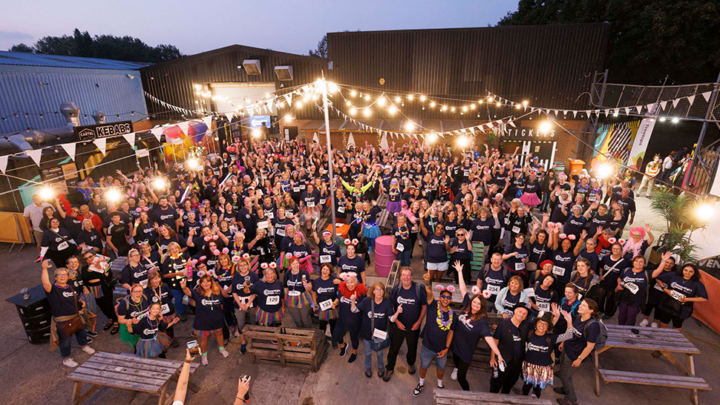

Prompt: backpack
[
  {"left": 481, "top": 264, "right": 509, "bottom": 283},
  {"left": 390, "top": 282, "right": 424, "bottom": 308},
  {"left": 584, "top": 318, "right": 608, "bottom": 351}
]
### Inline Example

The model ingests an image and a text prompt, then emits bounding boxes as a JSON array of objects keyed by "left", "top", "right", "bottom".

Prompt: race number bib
[
  {"left": 373, "top": 329, "right": 388, "bottom": 340},
  {"left": 299, "top": 185, "right": 306, "bottom": 190},
  {"left": 320, "top": 255, "right": 331, "bottom": 263},
  {"left": 57, "top": 241, "right": 69, "bottom": 251},
  {"left": 464, "top": 171, "right": 470, "bottom": 177},
  {"left": 266, "top": 212, "right": 274, "bottom": 220},
  {"left": 396, "top": 243, "right": 405, "bottom": 252},
  {"left": 307, "top": 202, "right": 315, "bottom": 208},
  {"left": 239, "top": 297, "right": 253, "bottom": 308},
  {"left": 257, "top": 221, "right": 268, "bottom": 229},
  {"left": 161, "top": 304, "right": 170, "bottom": 315},
  {"left": 139, "top": 280, "right": 148, "bottom": 289},
  {"left": 266, "top": 295, "right": 280, "bottom": 305},
  {"left": 486, "top": 285, "right": 501, "bottom": 295},
  {"left": 654, "top": 283, "right": 665, "bottom": 292},
  {"left": 538, "top": 302, "right": 551, "bottom": 312},
  {"left": 338, "top": 206, "right": 345, "bottom": 213},
  {"left": 589, "top": 195, "right": 597, "bottom": 202},
  {"left": 288, "top": 290, "right": 301, "bottom": 297},
  {"left": 512, "top": 226, "right": 521, "bottom": 234},
  {"left": 320, "top": 199, "right": 327, "bottom": 205},
  {"left": 319, "top": 300, "right": 333, "bottom": 311},
  {"left": 553, "top": 266, "right": 566, "bottom": 277},
  {"left": 624, "top": 282, "right": 639, "bottom": 295},
  {"left": 671, "top": 291, "right": 686, "bottom": 301},
  {"left": 523, "top": 288, "right": 535, "bottom": 297},
  {"left": 276, "top": 228, "right": 285, "bottom": 236},
  {"left": 515, "top": 262, "right": 526, "bottom": 271},
  {"left": 293, "top": 187, "right": 300, "bottom": 193}
]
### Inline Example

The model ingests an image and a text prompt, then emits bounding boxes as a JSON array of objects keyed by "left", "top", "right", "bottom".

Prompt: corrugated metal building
[
  {"left": 140, "top": 45, "right": 327, "bottom": 121},
  {"left": 0, "top": 51, "right": 150, "bottom": 134}
]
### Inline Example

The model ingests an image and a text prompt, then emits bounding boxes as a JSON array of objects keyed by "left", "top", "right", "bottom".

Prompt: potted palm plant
[{"left": 650, "top": 187, "right": 708, "bottom": 263}]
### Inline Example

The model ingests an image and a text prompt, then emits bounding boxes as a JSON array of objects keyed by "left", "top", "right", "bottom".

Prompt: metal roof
[{"left": 0, "top": 51, "right": 151, "bottom": 70}]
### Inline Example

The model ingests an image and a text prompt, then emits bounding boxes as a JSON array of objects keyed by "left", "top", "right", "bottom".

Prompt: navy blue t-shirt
[
  {"left": 231, "top": 271, "right": 259, "bottom": 299},
  {"left": 312, "top": 276, "right": 338, "bottom": 305},
  {"left": 189, "top": 289, "right": 224, "bottom": 331},
  {"left": 450, "top": 238, "right": 473, "bottom": 261},
  {"left": 358, "top": 297, "right": 394, "bottom": 341},
  {"left": 451, "top": 293, "right": 492, "bottom": 364},
  {"left": 337, "top": 255, "right": 365, "bottom": 279},
  {"left": 493, "top": 318, "right": 527, "bottom": 358},
  {"left": 427, "top": 234, "right": 448, "bottom": 263},
  {"left": 618, "top": 268, "right": 649, "bottom": 307},
  {"left": 551, "top": 249, "right": 576, "bottom": 283},
  {"left": 318, "top": 241, "right": 342, "bottom": 267},
  {"left": 600, "top": 255, "right": 626, "bottom": 290},
  {"left": 392, "top": 283, "right": 427, "bottom": 327},
  {"left": 564, "top": 316, "right": 600, "bottom": 361},
  {"left": 524, "top": 332, "right": 558, "bottom": 366},
  {"left": 421, "top": 300, "right": 457, "bottom": 352},
  {"left": 336, "top": 289, "right": 363, "bottom": 325},
  {"left": 482, "top": 266, "right": 509, "bottom": 298},
  {"left": 250, "top": 280, "right": 284, "bottom": 313}
]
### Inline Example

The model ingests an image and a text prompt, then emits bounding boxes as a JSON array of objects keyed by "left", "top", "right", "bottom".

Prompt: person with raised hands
[
  {"left": 179, "top": 276, "right": 227, "bottom": 366},
  {"left": 448, "top": 261, "right": 504, "bottom": 390},
  {"left": 412, "top": 270, "right": 457, "bottom": 397},
  {"left": 419, "top": 208, "right": 452, "bottom": 282},
  {"left": 549, "top": 223, "right": 577, "bottom": 298}
]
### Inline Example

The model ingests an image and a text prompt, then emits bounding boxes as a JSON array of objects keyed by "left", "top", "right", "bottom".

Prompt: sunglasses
[{"left": 440, "top": 295, "right": 452, "bottom": 299}]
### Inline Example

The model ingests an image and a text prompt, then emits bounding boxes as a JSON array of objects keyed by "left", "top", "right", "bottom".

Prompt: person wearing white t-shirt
[{"left": 23, "top": 194, "right": 52, "bottom": 254}]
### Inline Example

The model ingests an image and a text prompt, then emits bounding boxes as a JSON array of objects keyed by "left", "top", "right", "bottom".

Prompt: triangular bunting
[
  {"left": 647, "top": 103, "right": 656, "bottom": 113},
  {"left": 573, "top": 111, "right": 578, "bottom": 118},
  {"left": 585, "top": 110, "right": 591, "bottom": 117},
  {"left": 313, "top": 132, "right": 320, "bottom": 144},
  {"left": 478, "top": 126, "right": 485, "bottom": 133},
  {"left": 202, "top": 117, "right": 213, "bottom": 129},
  {"left": 225, "top": 113, "right": 234, "bottom": 122},
  {"left": 26, "top": 149, "right": 42, "bottom": 166},
  {"left": 624, "top": 107, "right": 631, "bottom": 116},
  {"left": 687, "top": 95, "right": 695, "bottom": 106},
  {"left": 0, "top": 155, "right": 7, "bottom": 174},
  {"left": 177, "top": 122, "right": 190, "bottom": 135},
  {"left": 60, "top": 143, "right": 77, "bottom": 161},
  {"left": 672, "top": 98, "right": 680, "bottom": 108},
  {"left": 151, "top": 127, "right": 164, "bottom": 142},
  {"left": 702, "top": 92, "right": 711, "bottom": 102},
  {"left": 554, "top": 110, "right": 559, "bottom": 116},
  {"left": 660, "top": 101, "right": 667, "bottom": 110},
  {"left": 508, "top": 120, "right": 516, "bottom": 128},
  {"left": 284, "top": 93, "right": 293, "bottom": 106},
  {"left": 469, "top": 127, "right": 475, "bottom": 134},
  {"left": 94, "top": 138, "right": 107, "bottom": 155}
]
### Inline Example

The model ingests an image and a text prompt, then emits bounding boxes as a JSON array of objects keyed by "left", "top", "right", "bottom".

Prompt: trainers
[
  {"left": 408, "top": 365, "right": 416, "bottom": 375},
  {"left": 639, "top": 319, "right": 649, "bottom": 327},
  {"left": 201, "top": 356, "right": 208, "bottom": 366},
  {"left": 63, "top": 358, "right": 78, "bottom": 368},
  {"left": 339, "top": 345, "right": 348, "bottom": 357},
  {"left": 556, "top": 398, "right": 578, "bottom": 405},
  {"left": 86, "top": 330, "right": 99, "bottom": 338},
  {"left": 82, "top": 346, "right": 96, "bottom": 355},
  {"left": 365, "top": 369, "right": 372, "bottom": 378},
  {"left": 413, "top": 383, "right": 424, "bottom": 397},
  {"left": 378, "top": 369, "right": 385, "bottom": 378},
  {"left": 348, "top": 353, "right": 357, "bottom": 364},
  {"left": 220, "top": 349, "right": 229, "bottom": 358},
  {"left": 451, "top": 368, "right": 458, "bottom": 381},
  {"left": 651, "top": 322, "right": 658, "bottom": 328},
  {"left": 86, "top": 336, "right": 94, "bottom": 344}
]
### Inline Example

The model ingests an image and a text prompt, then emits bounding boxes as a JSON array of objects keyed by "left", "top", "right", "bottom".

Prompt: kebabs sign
[{"left": 74, "top": 121, "right": 133, "bottom": 141}]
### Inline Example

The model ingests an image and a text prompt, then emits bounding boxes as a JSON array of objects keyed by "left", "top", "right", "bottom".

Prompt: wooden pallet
[
  {"left": 244, "top": 326, "right": 327, "bottom": 372},
  {"left": 384, "top": 260, "right": 402, "bottom": 296},
  {"left": 376, "top": 193, "right": 389, "bottom": 209},
  {"left": 377, "top": 209, "right": 393, "bottom": 233}
]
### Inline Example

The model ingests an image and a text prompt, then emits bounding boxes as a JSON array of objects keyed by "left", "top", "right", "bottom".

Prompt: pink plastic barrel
[{"left": 374, "top": 235, "right": 395, "bottom": 277}]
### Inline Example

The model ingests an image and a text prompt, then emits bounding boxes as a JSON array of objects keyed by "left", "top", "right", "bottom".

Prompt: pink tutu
[{"left": 520, "top": 192, "right": 541, "bottom": 207}]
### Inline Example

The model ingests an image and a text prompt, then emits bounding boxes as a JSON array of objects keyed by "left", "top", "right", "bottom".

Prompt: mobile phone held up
[{"left": 187, "top": 340, "right": 200, "bottom": 356}]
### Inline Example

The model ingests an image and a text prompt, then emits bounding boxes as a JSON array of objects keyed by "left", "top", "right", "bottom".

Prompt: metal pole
[
  {"left": 682, "top": 72, "right": 720, "bottom": 190},
  {"left": 585, "top": 69, "right": 609, "bottom": 160},
  {"left": 321, "top": 75, "right": 337, "bottom": 239}
]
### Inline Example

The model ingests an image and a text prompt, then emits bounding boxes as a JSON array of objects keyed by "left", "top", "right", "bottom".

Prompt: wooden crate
[
  {"left": 377, "top": 193, "right": 389, "bottom": 209},
  {"left": 384, "top": 260, "right": 402, "bottom": 296},
  {"left": 243, "top": 326, "right": 327, "bottom": 372}
]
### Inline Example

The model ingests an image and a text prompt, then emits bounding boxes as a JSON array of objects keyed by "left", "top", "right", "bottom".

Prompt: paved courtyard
[{"left": 0, "top": 198, "right": 718, "bottom": 405}]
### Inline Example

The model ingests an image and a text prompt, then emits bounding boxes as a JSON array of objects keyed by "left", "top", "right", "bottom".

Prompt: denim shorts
[
  {"left": 427, "top": 261, "right": 448, "bottom": 271},
  {"left": 420, "top": 344, "right": 447, "bottom": 370}
]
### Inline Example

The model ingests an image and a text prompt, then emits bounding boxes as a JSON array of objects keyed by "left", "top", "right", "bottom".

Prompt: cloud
[{"left": 0, "top": 30, "right": 34, "bottom": 51}]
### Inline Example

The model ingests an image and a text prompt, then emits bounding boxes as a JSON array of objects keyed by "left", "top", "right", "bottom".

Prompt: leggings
[
  {"left": 409, "top": 232, "right": 419, "bottom": 257},
  {"left": 333, "top": 320, "right": 361, "bottom": 350},
  {"left": 597, "top": 286, "right": 618, "bottom": 317},
  {"left": 452, "top": 353, "right": 472, "bottom": 391},
  {"left": 95, "top": 287, "right": 118, "bottom": 323},
  {"left": 522, "top": 382, "right": 543, "bottom": 398},
  {"left": 617, "top": 301, "right": 641, "bottom": 326},
  {"left": 222, "top": 296, "right": 237, "bottom": 327}
]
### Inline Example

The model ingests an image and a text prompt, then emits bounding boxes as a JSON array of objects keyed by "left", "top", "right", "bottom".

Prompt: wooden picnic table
[
  {"left": 434, "top": 388, "right": 553, "bottom": 404},
  {"left": 594, "top": 324, "right": 711, "bottom": 405},
  {"left": 68, "top": 351, "right": 200, "bottom": 405}
]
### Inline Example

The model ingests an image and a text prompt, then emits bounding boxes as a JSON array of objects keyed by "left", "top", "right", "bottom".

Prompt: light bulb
[
  {"left": 420, "top": 95, "right": 426, "bottom": 101},
  {"left": 152, "top": 178, "right": 167, "bottom": 190},
  {"left": 457, "top": 135, "right": 469, "bottom": 148},
  {"left": 427, "top": 133, "right": 438, "bottom": 143},
  {"left": 388, "top": 105, "right": 397, "bottom": 115},
  {"left": 488, "top": 96, "right": 494, "bottom": 102},
  {"left": 105, "top": 189, "right": 121, "bottom": 203},
  {"left": 405, "top": 121, "right": 416, "bottom": 131},
  {"left": 350, "top": 108, "right": 357, "bottom": 116},
  {"left": 539, "top": 121, "right": 552, "bottom": 133},
  {"left": 363, "top": 108, "right": 371, "bottom": 117},
  {"left": 186, "top": 159, "right": 199, "bottom": 170},
  {"left": 522, "top": 100, "right": 529, "bottom": 106},
  {"left": 377, "top": 97, "right": 386, "bottom": 107},
  {"left": 364, "top": 95, "right": 370, "bottom": 101},
  {"left": 296, "top": 101, "right": 303, "bottom": 108},
  {"left": 496, "top": 102, "right": 502, "bottom": 107},
  {"left": 351, "top": 90, "right": 357, "bottom": 97},
  {"left": 346, "top": 101, "right": 352, "bottom": 106},
  {"left": 672, "top": 117, "right": 680, "bottom": 123},
  {"left": 39, "top": 186, "right": 54, "bottom": 200},
  {"left": 251, "top": 128, "right": 262, "bottom": 138},
  {"left": 596, "top": 163, "right": 613, "bottom": 179},
  {"left": 408, "top": 95, "right": 414, "bottom": 101},
  {"left": 462, "top": 106, "right": 468, "bottom": 112},
  {"left": 395, "top": 96, "right": 401, "bottom": 103},
  {"left": 471, "top": 104, "right": 476, "bottom": 109},
  {"left": 430, "top": 102, "right": 436, "bottom": 108},
  {"left": 659, "top": 117, "right": 666, "bottom": 122}
]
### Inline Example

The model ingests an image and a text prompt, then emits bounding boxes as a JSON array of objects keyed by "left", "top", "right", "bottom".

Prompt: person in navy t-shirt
[{"left": 556, "top": 299, "right": 601, "bottom": 404}]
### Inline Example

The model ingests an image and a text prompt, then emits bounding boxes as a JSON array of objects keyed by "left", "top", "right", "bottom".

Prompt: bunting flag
[
  {"left": 123, "top": 133, "right": 136, "bottom": 148},
  {"left": 60, "top": 143, "right": 76, "bottom": 161},
  {"left": 177, "top": 121, "right": 189, "bottom": 135},
  {"left": 94, "top": 138, "right": 107, "bottom": 155},
  {"left": 0, "top": 155, "right": 7, "bottom": 174},
  {"left": 151, "top": 127, "right": 164, "bottom": 142},
  {"left": 702, "top": 91, "right": 712, "bottom": 102},
  {"left": 284, "top": 93, "right": 293, "bottom": 106},
  {"left": 660, "top": 101, "right": 667, "bottom": 110},
  {"left": 347, "top": 133, "right": 356, "bottom": 148},
  {"left": 624, "top": 107, "right": 631, "bottom": 116},
  {"left": 312, "top": 132, "right": 320, "bottom": 144},
  {"left": 202, "top": 116, "right": 213, "bottom": 129},
  {"left": 672, "top": 98, "right": 680, "bottom": 108},
  {"left": 26, "top": 149, "right": 42, "bottom": 166},
  {"left": 687, "top": 95, "right": 695, "bottom": 106},
  {"left": 573, "top": 111, "right": 578, "bottom": 118},
  {"left": 636, "top": 105, "right": 643, "bottom": 113}
]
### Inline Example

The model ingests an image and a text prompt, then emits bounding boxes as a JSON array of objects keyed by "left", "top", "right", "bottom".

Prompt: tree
[
  {"left": 650, "top": 186, "right": 707, "bottom": 263},
  {"left": 9, "top": 43, "right": 33, "bottom": 53},
  {"left": 9, "top": 29, "right": 182, "bottom": 63},
  {"left": 498, "top": 0, "right": 720, "bottom": 85},
  {"left": 309, "top": 34, "right": 327, "bottom": 58}
]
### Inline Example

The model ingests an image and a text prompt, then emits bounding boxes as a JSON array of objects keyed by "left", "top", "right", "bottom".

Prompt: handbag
[
  {"left": 57, "top": 290, "right": 84, "bottom": 336},
  {"left": 371, "top": 300, "right": 391, "bottom": 351}
]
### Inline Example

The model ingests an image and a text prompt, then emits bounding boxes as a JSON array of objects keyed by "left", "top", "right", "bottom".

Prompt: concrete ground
[{"left": 1, "top": 197, "right": 718, "bottom": 405}]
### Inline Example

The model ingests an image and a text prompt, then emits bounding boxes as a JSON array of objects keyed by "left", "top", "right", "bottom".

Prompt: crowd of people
[{"left": 29, "top": 137, "right": 709, "bottom": 404}]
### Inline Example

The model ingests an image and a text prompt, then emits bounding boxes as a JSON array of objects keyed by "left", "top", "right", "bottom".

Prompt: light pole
[{"left": 320, "top": 76, "right": 337, "bottom": 238}]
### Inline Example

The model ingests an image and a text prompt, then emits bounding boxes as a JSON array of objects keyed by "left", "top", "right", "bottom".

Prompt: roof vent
[
  {"left": 243, "top": 59, "right": 261, "bottom": 75},
  {"left": 274, "top": 66, "right": 293, "bottom": 81}
]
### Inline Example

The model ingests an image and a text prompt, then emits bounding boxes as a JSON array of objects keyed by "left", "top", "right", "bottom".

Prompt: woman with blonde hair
[
  {"left": 283, "top": 256, "right": 313, "bottom": 328},
  {"left": 160, "top": 241, "right": 190, "bottom": 321},
  {"left": 355, "top": 281, "right": 393, "bottom": 378},
  {"left": 495, "top": 275, "right": 530, "bottom": 318},
  {"left": 312, "top": 263, "right": 340, "bottom": 348},
  {"left": 180, "top": 275, "right": 227, "bottom": 366},
  {"left": 145, "top": 271, "right": 178, "bottom": 346},
  {"left": 232, "top": 257, "right": 259, "bottom": 354}
]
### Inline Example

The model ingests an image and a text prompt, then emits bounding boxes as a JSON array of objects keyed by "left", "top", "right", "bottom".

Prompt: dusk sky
[{"left": 0, "top": 0, "right": 518, "bottom": 56}]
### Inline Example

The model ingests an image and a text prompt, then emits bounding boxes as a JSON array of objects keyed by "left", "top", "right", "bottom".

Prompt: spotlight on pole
[
  {"left": 597, "top": 163, "right": 614, "bottom": 179},
  {"left": 696, "top": 202, "right": 715, "bottom": 222},
  {"left": 39, "top": 185, "right": 54, "bottom": 201},
  {"left": 105, "top": 188, "right": 121, "bottom": 203},
  {"left": 672, "top": 117, "right": 680, "bottom": 123},
  {"left": 539, "top": 120, "right": 553, "bottom": 133},
  {"left": 659, "top": 117, "right": 666, "bottom": 122}
]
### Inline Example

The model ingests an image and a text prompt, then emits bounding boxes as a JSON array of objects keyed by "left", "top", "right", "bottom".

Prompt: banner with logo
[{"left": 627, "top": 118, "right": 656, "bottom": 171}]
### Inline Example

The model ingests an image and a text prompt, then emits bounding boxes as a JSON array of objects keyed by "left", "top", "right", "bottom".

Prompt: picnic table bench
[
  {"left": 434, "top": 389, "right": 552, "bottom": 404},
  {"left": 68, "top": 351, "right": 200, "bottom": 405},
  {"left": 594, "top": 324, "right": 711, "bottom": 405}
]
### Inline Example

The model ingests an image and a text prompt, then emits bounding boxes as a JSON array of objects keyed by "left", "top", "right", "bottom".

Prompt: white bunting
[
  {"left": 26, "top": 149, "right": 42, "bottom": 166},
  {"left": 438, "top": 133, "right": 445, "bottom": 138},
  {"left": 660, "top": 101, "right": 667, "bottom": 110},
  {"left": 702, "top": 92, "right": 711, "bottom": 102},
  {"left": 60, "top": 143, "right": 77, "bottom": 161},
  {"left": 687, "top": 95, "right": 695, "bottom": 106},
  {"left": 0, "top": 155, "right": 7, "bottom": 174},
  {"left": 531, "top": 107, "right": 536, "bottom": 113},
  {"left": 672, "top": 98, "right": 680, "bottom": 108},
  {"left": 573, "top": 111, "right": 578, "bottom": 118},
  {"left": 647, "top": 103, "right": 656, "bottom": 113},
  {"left": 151, "top": 127, "right": 164, "bottom": 142},
  {"left": 284, "top": 93, "right": 293, "bottom": 106},
  {"left": 585, "top": 110, "right": 591, "bottom": 117},
  {"left": 614, "top": 109, "right": 619, "bottom": 116},
  {"left": 508, "top": 120, "right": 516, "bottom": 128},
  {"left": 604, "top": 109, "right": 610, "bottom": 117},
  {"left": 478, "top": 126, "right": 485, "bottom": 133},
  {"left": 636, "top": 106, "right": 643, "bottom": 113},
  {"left": 469, "top": 127, "right": 475, "bottom": 134},
  {"left": 121, "top": 132, "right": 135, "bottom": 148},
  {"left": 563, "top": 110, "right": 568, "bottom": 115},
  {"left": 94, "top": 138, "right": 107, "bottom": 155},
  {"left": 554, "top": 110, "right": 559, "bottom": 116},
  {"left": 178, "top": 121, "right": 190, "bottom": 135},
  {"left": 203, "top": 116, "right": 213, "bottom": 129},
  {"left": 225, "top": 113, "right": 234, "bottom": 122}
]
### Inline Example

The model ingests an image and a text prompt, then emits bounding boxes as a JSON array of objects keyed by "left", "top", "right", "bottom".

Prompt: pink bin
[{"left": 374, "top": 235, "right": 396, "bottom": 277}]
